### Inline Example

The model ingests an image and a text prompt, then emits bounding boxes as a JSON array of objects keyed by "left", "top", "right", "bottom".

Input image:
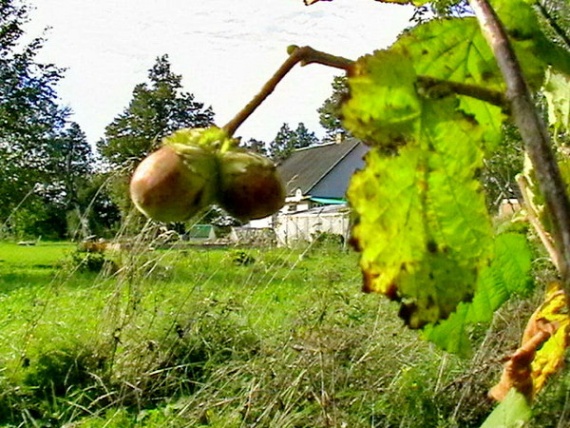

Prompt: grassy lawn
[
  {"left": 0, "top": 240, "right": 565, "bottom": 427},
  {"left": 0, "top": 241, "right": 76, "bottom": 293}
]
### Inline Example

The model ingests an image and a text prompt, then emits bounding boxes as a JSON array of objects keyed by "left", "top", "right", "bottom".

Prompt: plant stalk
[
  {"left": 222, "top": 45, "right": 507, "bottom": 138},
  {"left": 222, "top": 46, "right": 353, "bottom": 137},
  {"left": 469, "top": 0, "right": 570, "bottom": 284}
]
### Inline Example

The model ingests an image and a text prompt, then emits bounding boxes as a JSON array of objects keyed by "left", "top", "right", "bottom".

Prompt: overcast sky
[{"left": 24, "top": 0, "right": 414, "bottom": 145}]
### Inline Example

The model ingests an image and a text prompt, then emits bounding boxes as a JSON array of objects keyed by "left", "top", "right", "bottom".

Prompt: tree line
[
  {"left": 3, "top": 0, "right": 544, "bottom": 241},
  {"left": 0, "top": 0, "right": 345, "bottom": 241}
]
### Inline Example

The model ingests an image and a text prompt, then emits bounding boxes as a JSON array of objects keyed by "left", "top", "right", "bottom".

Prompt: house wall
[
  {"left": 275, "top": 211, "right": 350, "bottom": 247},
  {"left": 283, "top": 200, "right": 312, "bottom": 213},
  {"left": 309, "top": 143, "right": 369, "bottom": 198},
  {"left": 248, "top": 216, "right": 274, "bottom": 228}
]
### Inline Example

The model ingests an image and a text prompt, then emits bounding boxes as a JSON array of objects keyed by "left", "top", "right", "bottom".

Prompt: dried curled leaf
[{"left": 489, "top": 282, "right": 570, "bottom": 402}]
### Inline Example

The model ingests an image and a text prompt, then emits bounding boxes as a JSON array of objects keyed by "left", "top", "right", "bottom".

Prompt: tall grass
[{"left": 0, "top": 237, "right": 568, "bottom": 427}]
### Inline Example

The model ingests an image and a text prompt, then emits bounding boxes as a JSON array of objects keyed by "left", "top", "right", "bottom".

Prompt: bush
[{"left": 63, "top": 246, "right": 118, "bottom": 274}]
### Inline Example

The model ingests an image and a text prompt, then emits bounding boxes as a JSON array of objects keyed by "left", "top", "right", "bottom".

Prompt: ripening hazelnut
[
  {"left": 130, "top": 145, "right": 217, "bottom": 222},
  {"left": 218, "top": 150, "right": 286, "bottom": 221}
]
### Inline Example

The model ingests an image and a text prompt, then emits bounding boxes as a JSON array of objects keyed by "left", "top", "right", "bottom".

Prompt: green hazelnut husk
[{"left": 218, "top": 150, "right": 286, "bottom": 221}]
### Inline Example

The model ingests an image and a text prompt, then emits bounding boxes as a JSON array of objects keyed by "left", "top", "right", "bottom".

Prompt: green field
[{"left": 0, "top": 240, "right": 566, "bottom": 427}]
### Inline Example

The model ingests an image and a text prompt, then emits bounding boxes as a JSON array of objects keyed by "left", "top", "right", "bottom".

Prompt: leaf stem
[
  {"left": 417, "top": 76, "right": 507, "bottom": 110},
  {"left": 469, "top": 0, "right": 570, "bottom": 284},
  {"left": 222, "top": 45, "right": 353, "bottom": 137}
]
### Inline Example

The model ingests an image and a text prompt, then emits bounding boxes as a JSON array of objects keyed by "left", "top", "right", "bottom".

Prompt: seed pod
[
  {"left": 130, "top": 144, "right": 217, "bottom": 222},
  {"left": 218, "top": 150, "right": 286, "bottom": 221}
]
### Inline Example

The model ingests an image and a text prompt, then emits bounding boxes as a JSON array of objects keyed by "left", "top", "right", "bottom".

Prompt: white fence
[{"left": 274, "top": 205, "right": 350, "bottom": 247}]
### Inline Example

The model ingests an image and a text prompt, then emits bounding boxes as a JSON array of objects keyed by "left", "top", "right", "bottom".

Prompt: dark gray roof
[{"left": 277, "top": 138, "right": 363, "bottom": 196}]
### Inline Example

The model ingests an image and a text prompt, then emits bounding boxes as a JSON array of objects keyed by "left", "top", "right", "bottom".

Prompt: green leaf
[
  {"left": 392, "top": 18, "right": 504, "bottom": 90},
  {"left": 342, "top": 50, "right": 421, "bottom": 148},
  {"left": 468, "top": 233, "right": 533, "bottom": 322},
  {"left": 392, "top": 0, "right": 570, "bottom": 93},
  {"left": 422, "top": 303, "right": 471, "bottom": 356},
  {"left": 479, "top": 389, "right": 532, "bottom": 428},
  {"left": 162, "top": 126, "right": 232, "bottom": 151},
  {"left": 457, "top": 97, "right": 504, "bottom": 152},
  {"left": 491, "top": 0, "right": 570, "bottom": 78},
  {"left": 421, "top": 100, "right": 492, "bottom": 258},
  {"left": 423, "top": 233, "right": 533, "bottom": 356}
]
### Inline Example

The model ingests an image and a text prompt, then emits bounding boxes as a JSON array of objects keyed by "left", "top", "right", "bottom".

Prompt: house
[
  {"left": 278, "top": 138, "right": 369, "bottom": 211},
  {"left": 249, "top": 137, "right": 368, "bottom": 230},
  {"left": 247, "top": 138, "right": 369, "bottom": 244}
]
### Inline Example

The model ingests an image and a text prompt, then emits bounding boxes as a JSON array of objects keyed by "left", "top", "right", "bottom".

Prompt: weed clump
[
  {"left": 228, "top": 249, "right": 255, "bottom": 266},
  {"left": 23, "top": 348, "right": 106, "bottom": 397},
  {"left": 0, "top": 347, "right": 108, "bottom": 426},
  {"left": 61, "top": 245, "right": 118, "bottom": 274},
  {"left": 106, "top": 299, "right": 261, "bottom": 409}
]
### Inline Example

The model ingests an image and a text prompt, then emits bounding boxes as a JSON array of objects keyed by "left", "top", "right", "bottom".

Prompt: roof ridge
[
  {"left": 293, "top": 138, "right": 359, "bottom": 151},
  {"left": 293, "top": 141, "right": 336, "bottom": 152}
]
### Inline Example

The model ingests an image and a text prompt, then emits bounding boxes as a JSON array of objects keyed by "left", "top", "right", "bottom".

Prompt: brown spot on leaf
[
  {"left": 362, "top": 270, "right": 378, "bottom": 293},
  {"left": 398, "top": 302, "right": 427, "bottom": 329},
  {"left": 385, "top": 282, "right": 399, "bottom": 300},
  {"left": 349, "top": 235, "right": 362, "bottom": 252}
]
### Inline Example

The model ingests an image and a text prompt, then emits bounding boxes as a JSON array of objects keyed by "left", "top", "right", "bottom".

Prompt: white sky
[{"left": 24, "top": 0, "right": 414, "bottom": 145}]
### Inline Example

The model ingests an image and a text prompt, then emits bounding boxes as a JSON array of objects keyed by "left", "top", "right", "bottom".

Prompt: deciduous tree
[{"left": 0, "top": 0, "right": 93, "bottom": 239}]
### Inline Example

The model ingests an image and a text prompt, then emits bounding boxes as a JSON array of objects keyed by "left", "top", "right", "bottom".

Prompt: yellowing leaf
[
  {"left": 375, "top": 0, "right": 429, "bottom": 5},
  {"left": 531, "top": 282, "right": 570, "bottom": 394},
  {"left": 349, "top": 146, "right": 425, "bottom": 296},
  {"left": 347, "top": 95, "right": 494, "bottom": 329},
  {"left": 488, "top": 282, "right": 570, "bottom": 402}
]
